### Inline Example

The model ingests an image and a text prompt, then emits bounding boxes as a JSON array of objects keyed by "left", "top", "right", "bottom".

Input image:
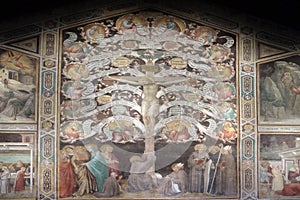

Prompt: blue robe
[{"left": 86, "top": 151, "right": 109, "bottom": 192}]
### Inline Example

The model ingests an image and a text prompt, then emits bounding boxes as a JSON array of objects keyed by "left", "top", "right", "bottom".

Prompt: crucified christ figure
[
  {"left": 106, "top": 64, "right": 188, "bottom": 154},
  {"left": 106, "top": 62, "right": 189, "bottom": 187}
]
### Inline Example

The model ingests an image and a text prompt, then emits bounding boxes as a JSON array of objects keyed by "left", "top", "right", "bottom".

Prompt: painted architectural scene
[
  {"left": 0, "top": 133, "right": 36, "bottom": 199},
  {"left": 259, "top": 134, "right": 300, "bottom": 198}
]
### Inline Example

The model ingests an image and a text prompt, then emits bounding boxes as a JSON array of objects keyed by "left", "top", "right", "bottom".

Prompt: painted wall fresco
[
  {"left": 59, "top": 11, "right": 238, "bottom": 199},
  {"left": 0, "top": 2, "right": 299, "bottom": 200},
  {"left": 258, "top": 55, "right": 300, "bottom": 124},
  {"left": 0, "top": 49, "right": 38, "bottom": 123},
  {"left": 259, "top": 133, "right": 300, "bottom": 198},
  {"left": 0, "top": 133, "right": 36, "bottom": 199},
  {"left": 60, "top": 12, "right": 238, "bottom": 197},
  {"left": 257, "top": 55, "right": 300, "bottom": 199}
]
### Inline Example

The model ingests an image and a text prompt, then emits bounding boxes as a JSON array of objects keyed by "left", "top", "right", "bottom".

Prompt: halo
[{"left": 100, "top": 144, "right": 113, "bottom": 153}]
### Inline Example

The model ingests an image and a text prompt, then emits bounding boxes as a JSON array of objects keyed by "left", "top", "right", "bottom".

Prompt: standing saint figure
[
  {"left": 71, "top": 145, "right": 98, "bottom": 197},
  {"left": 271, "top": 164, "right": 284, "bottom": 192},
  {"left": 59, "top": 149, "right": 77, "bottom": 198},
  {"left": 100, "top": 144, "right": 121, "bottom": 180},
  {"left": 0, "top": 166, "right": 10, "bottom": 194},
  {"left": 207, "top": 144, "right": 222, "bottom": 194},
  {"left": 216, "top": 145, "right": 237, "bottom": 196},
  {"left": 14, "top": 166, "right": 29, "bottom": 192},
  {"left": 187, "top": 143, "right": 211, "bottom": 193},
  {"left": 85, "top": 144, "right": 109, "bottom": 193}
]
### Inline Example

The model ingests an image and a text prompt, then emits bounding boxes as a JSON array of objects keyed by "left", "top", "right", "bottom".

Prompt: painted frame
[
  {"left": 57, "top": 10, "right": 239, "bottom": 199},
  {"left": 0, "top": 132, "right": 37, "bottom": 199},
  {"left": 258, "top": 132, "right": 300, "bottom": 198},
  {"left": 257, "top": 54, "right": 300, "bottom": 126},
  {"left": 0, "top": 48, "right": 39, "bottom": 123}
]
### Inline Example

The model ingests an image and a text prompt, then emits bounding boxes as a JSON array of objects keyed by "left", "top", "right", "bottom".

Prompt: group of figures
[
  {"left": 186, "top": 143, "right": 237, "bottom": 196},
  {"left": 260, "top": 161, "right": 300, "bottom": 196},
  {"left": 60, "top": 12, "right": 238, "bottom": 145},
  {"left": 260, "top": 60, "right": 300, "bottom": 122},
  {"left": 59, "top": 142, "right": 237, "bottom": 198},
  {"left": 59, "top": 11, "right": 238, "bottom": 199},
  {"left": 0, "top": 160, "right": 31, "bottom": 194},
  {"left": 59, "top": 144, "right": 119, "bottom": 198}
]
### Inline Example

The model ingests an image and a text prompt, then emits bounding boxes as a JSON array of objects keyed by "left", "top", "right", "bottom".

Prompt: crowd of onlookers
[{"left": 59, "top": 143, "right": 237, "bottom": 198}]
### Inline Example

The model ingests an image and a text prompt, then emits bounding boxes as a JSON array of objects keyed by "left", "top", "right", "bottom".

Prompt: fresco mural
[
  {"left": 59, "top": 12, "right": 238, "bottom": 199},
  {"left": 258, "top": 55, "right": 300, "bottom": 124},
  {"left": 0, "top": 133, "right": 36, "bottom": 199},
  {"left": 0, "top": 1, "right": 298, "bottom": 200},
  {"left": 0, "top": 49, "right": 38, "bottom": 123},
  {"left": 257, "top": 56, "right": 300, "bottom": 199},
  {"left": 259, "top": 133, "right": 300, "bottom": 198}
]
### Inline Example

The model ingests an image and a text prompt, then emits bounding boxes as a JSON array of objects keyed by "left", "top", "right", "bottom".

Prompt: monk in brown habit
[{"left": 94, "top": 172, "right": 121, "bottom": 198}]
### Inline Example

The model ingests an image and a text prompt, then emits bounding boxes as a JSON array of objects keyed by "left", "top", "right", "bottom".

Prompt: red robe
[
  {"left": 276, "top": 183, "right": 300, "bottom": 196},
  {"left": 59, "top": 160, "right": 77, "bottom": 198},
  {"left": 14, "top": 171, "right": 25, "bottom": 191}
]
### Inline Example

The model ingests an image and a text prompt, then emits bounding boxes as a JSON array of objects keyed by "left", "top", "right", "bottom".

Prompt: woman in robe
[
  {"left": 14, "top": 166, "right": 28, "bottom": 192},
  {"left": 59, "top": 148, "right": 76, "bottom": 198},
  {"left": 71, "top": 145, "right": 98, "bottom": 197},
  {"left": 100, "top": 144, "right": 121, "bottom": 179},
  {"left": 85, "top": 144, "right": 109, "bottom": 192}
]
